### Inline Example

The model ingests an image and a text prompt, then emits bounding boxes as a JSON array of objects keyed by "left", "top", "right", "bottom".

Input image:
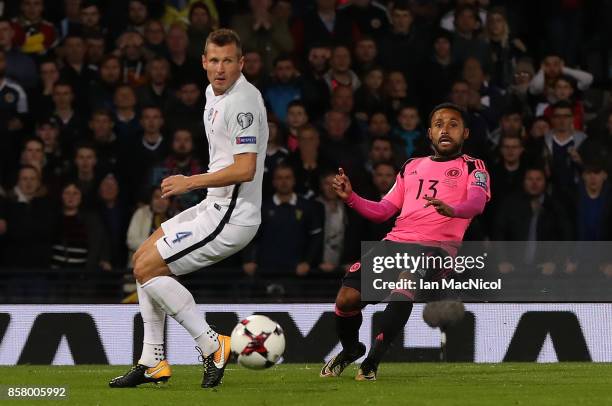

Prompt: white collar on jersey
[{"left": 273, "top": 193, "right": 297, "bottom": 206}]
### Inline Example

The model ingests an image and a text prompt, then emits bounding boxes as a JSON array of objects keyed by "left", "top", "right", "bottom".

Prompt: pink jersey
[{"left": 382, "top": 155, "right": 491, "bottom": 254}]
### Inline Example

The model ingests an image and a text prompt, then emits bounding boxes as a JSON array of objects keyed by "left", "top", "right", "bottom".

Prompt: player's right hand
[{"left": 332, "top": 168, "right": 352, "bottom": 201}]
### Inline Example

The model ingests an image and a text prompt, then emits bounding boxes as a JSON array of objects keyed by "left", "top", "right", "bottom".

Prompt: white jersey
[{"left": 203, "top": 73, "right": 268, "bottom": 226}]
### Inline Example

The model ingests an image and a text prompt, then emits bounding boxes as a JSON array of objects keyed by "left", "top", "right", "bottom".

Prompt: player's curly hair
[{"left": 204, "top": 28, "right": 242, "bottom": 57}]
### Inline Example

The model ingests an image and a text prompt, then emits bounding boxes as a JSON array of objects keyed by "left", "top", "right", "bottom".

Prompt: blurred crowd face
[
  {"left": 297, "top": 127, "right": 320, "bottom": 155},
  {"left": 450, "top": 82, "right": 470, "bottom": 108},
  {"left": 62, "top": 184, "right": 82, "bottom": 211},
  {"left": 64, "top": 36, "right": 86, "bottom": 65},
  {"left": 354, "top": 39, "right": 377, "bottom": 64},
  {"left": 324, "top": 111, "right": 349, "bottom": 140},
  {"left": 551, "top": 107, "right": 574, "bottom": 132},
  {"left": 373, "top": 164, "right": 396, "bottom": 194},
  {"left": 17, "top": 167, "right": 41, "bottom": 198},
  {"left": 433, "top": 37, "right": 451, "bottom": 60},
  {"left": 149, "top": 59, "right": 169, "bottom": 85},
  {"left": 368, "top": 113, "right": 390, "bottom": 137},
  {"left": 486, "top": 11, "right": 507, "bottom": 38},
  {"left": 386, "top": 71, "right": 407, "bottom": 98},
  {"left": 80, "top": 4, "right": 101, "bottom": 29},
  {"left": 114, "top": 86, "right": 136, "bottom": 109},
  {"left": 75, "top": 147, "right": 97, "bottom": 174},
  {"left": 455, "top": 8, "right": 479, "bottom": 35},
  {"left": 0, "top": 20, "right": 14, "bottom": 50},
  {"left": 463, "top": 58, "right": 485, "bottom": 89},
  {"left": 120, "top": 32, "right": 145, "bottom": 61},
  {"left": 530, "top": 118, "right": 550, "bottom": 138},
  {"left": 369, "top": 138, "right": 393, "bottom": 163},
  {"left": 172, "top": 130, "right": 193, "bottom": 159},
  {"left": 21, "top": 140, "right": 45, "bottom": 167},
  {"left": 329, "top": 46, "right": 351, "bottom": 73},
  {"left": 272, "top": 167, "right": 296, "bottom": 195},
  {"left": 52, "top": 84, "right": 74, "bottom": 109},
  {"left": 128, "top": 0, "right": 148, "bottom": 25},
  {"left": 141, "top": 108, "right": 163, "bottom": 134},
  {"left": 542, "top": 56, "right": 563, "bottom": 78},
  {"left": 308, "top": 46, "right": 330, "bottom": 74},
  {"left": 274, "top": 59, "right": 296, "bottom": 83},
  {"left": 499, "top": 137, "right": 524, "bottom": 165},
  {"left": 583, "top": 169, "right": 607, "bottom": 193},
  {"left": 144, "top": 20, "right": 165, "bottom": 46},
  {"left": 203, "top": 42, "right": 244, "bottom": 95},
  {"left": 40, "top": 61, "right": 60, "bottom": 87},
  {"left": 320, "top": 174, "right": 337, "bottom": 201},
  {"left": 316, "top": 0, "right": 336, "bottom": 12},
  {"left": 364, "top": 68, "right": 383, "bottom": 92},
  {"left": 190, "top": 6, "right": 210, "bottom": 30},
  {"left": 21, "top": 0, "right": 44, "bottom": 22},
  {"left": 243, "top": 51, "right": 263, "bottom": 78},
  {"left": 553, "top": 78, "right": 574, "bottom": 101},
  {"left": 500, "top": 113, "right": 523, "bottom": 136},
  {"left": 267, "top": 120, "right": 279, "bottom": 145},
  {"left": 151, "top": 188, "right": 169, "bottom": 213},
  {"left": 37, "top": 124, "right": 59, "bottom": 151},
  {"left": 397, "top": 107, "right": 420, "bottom": 131},
  {"left": 331, "top": 86, "right": 354, "bottom": 113},
  {"left": 90, "top": 113, "right": 114, "bottom": 141},
  {"left": 249, "top": 0, "right": 272, "bottom": 12},
  {"left": 100, "top": 57, "right": 121, "bottom": 84},
  {"left": 86, "top": 37, "right": 105, "bottom": 64},
  {"left": 523, "top": 169, "right": 546, "bottom": 197},
  {"left": 428, "top": 108, "right": 468, "bottom": 156},
  {"left": 178, "top": 83, "right": 201, "bottom": 106},
  {"left": 166, "top": 25, "right": 188, "bottom": 55},
  {"left": 287, "top": 105, "right": 308, "bottom": 129},
  {"left": 99, "top": 175, "right": 119, "bottom": 203},
  {"left": 391, "top": 8, "right": 413, "bottom": 33}
]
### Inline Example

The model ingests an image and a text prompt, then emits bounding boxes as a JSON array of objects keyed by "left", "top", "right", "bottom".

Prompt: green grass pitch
[{"left": 1, "top": 363, "right": 611, "bottom": 405}]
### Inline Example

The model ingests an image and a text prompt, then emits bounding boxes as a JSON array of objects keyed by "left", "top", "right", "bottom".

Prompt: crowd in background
[{"left": 1, "top": 0, "right": 612, "bottom": 288}]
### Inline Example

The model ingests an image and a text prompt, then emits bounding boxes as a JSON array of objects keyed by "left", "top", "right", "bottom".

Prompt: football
[{"left": 230, "top": 315, "right": 285, "bottom": 369}]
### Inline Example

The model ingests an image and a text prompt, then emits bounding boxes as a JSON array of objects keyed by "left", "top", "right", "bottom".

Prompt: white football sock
[
  {"left": 136, "top": 282, "right": 166, "bottom": 367},
  {"left": 141, "top": 276, "right": 219, "bottom": 356}
]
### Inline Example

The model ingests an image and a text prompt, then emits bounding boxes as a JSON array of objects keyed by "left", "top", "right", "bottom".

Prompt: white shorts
[{"left": 155, "top": 198, "right": 258, "bottom": 276}]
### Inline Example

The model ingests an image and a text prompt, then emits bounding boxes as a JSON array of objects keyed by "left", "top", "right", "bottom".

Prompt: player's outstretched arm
[
  {"left": 161, "top": 153, "right": 256, "bottom": 198},
  {"left": 333, "top": 168, "right": 398, "bottom": 223}
]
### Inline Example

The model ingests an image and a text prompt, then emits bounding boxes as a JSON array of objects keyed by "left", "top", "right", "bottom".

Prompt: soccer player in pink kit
[{"left": 320, "top": 103, "right": 491, "bottom": 381}]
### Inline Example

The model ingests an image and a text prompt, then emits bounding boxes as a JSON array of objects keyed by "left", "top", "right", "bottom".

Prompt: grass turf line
[{"left": 0, "top": 363, "right": 611, "bottom": 405}]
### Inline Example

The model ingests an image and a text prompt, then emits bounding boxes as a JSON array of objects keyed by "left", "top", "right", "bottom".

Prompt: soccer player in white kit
[{"left": 109, "top": 29, "right": 268, "bottom": 389}]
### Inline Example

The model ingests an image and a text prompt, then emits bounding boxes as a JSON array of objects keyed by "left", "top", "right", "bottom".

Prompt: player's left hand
[
  {"left": 161, "top": 175, "right": 191, "bottom": 199},
  {"left": 423, "top": 196, "right": 455, "bottom": 217}
]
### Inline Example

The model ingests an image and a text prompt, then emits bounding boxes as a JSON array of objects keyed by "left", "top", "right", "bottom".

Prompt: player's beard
[{"left": 431, "top": 139, "right": 463, "bottom": 157}]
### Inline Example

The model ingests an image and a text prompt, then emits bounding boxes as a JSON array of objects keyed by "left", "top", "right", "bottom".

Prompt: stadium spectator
[
  {"left": 300, "top": 44, "right": 331, "bottom": 120},
  {"left": 263, "top": 114, "right": 289, "bottom": 197},
  {"left": 528, "top": 53, "right": 593, "bottom": 98},
  {"left": 186, "top": 2, "right": 214, "bottom": 60},
  {"left": 89, "top": 109, "right": 119, "bottom": 174},
  {"left": 493, "top": 167, "right": 572, "bottom": 274},
  {"left": 11, "top": 0, "right": 57, "bottom": 56},
  {"left": 150, "top": 128, "right": 204, "bottom": 212},
  {"left": 488, "top": 106, "right": 526, "bottom": 151},
  {"left": 320, "top": 110, "right": 364, "bottom": 172},
  {"left": 263, "top": 54, "right": 302, "bottom": 123},
  {"left": 230, "top": 0, "right": 293, "bottom": 74},
  {"left": 362, "top": 162, "right": 397, "bottom": 240},
  {"left": 330, "top": 85, "right": 356, "bottom": 117},
  {"left": 540, "top": 75, "right": 585, "bottom": 131},
  {"left": 80, "top": 1, "right": 105, "bottom": 37},
  {"left": 166, "top": 23, "right": 206, "bottom": 88},
  {"left": 323, "top": 45, "right": 361, "bottom": 92},
  {"left": 0, "top": 17, "right": 37, "bottom": 90},
  {"left": 352, "top": 36, "right": 378, "bottom": 76},
  {"left": 367, "top": 112, "right": 391, "bottom": 139},
  {"left": 31, "top": 59, "right": 59, "bottom": 114},
  {"left": 50, "top": 81, "right": 85, "bottom": 156},
  {"left": 451, "top": 4, "right": 490, "bottom": 69},
  {"left": 576, "top": 164, "right": 612, "bottom": 241},
  {"left": 462, "top": 57, "right": 505, "bottom": 130},
  {"left": 440, "top": 0, "right": 488, "bottom": 33},
  {"left": 287, "top": 124, "right": 331, "bottom": 199},
  {"left": 136, "top": 56, "right": 176, "bottom": 111},
  {"left": 354, "top": 66, "right": 385, "bottom": 119},
  {"left": 483, "top": 7, "right": 527, "bottom": 89},
  {"left": 163, "top": 80, "right": 205, "bottom": 139},
  {"left": 488, "top": 135, "right": 526, "bottom": 225},
  {"left": 67, "top": 143, "right": 100, "bottom": 210},
  {"left": 285, "top": 100, "right": 309, "bottom": 153},
  {"left": 112, "top": 85, "right": 141, "bottom": 140},
  {"left": 392, "top": 105, "right": 427, "bottom": 159},
  {"left": 57, "top": 0, "right": 81, "bottom": 40},
  {"left": 89, "top": 55, "right": 122, "bottom": 111},
  {"left": 242, "top": 50, "right": 266, "bottom": 90},
  {"left": 544, "top": 101, "right": 587, "bottom": 201},
  {"left": 85, "top": 32, "right": 107, "bottom": 67},
  {"left": 97, "top": 173, "right": 129, "bottom": 268},
  {"left": 60, "top": 34, "right": 98, "bottom": 113},
  {"left": 243, "top": 163, "right": 323, "bottom": 276},
  {"left": 116, "top": 31, "right": 148, "bottom": 88},
  {"left": 52, "top": 182, "right": 111, "bottom": 271},
  {"left": 419, "top": 29, "right": 458, "bottom": 114},
  {"left": 35, "top": 117, "right": 66, "bottom": 185},
  {"left": 0, "top": 165, "right": 56, "bottom": 268},
  {"left": 291, "top": 0, "right": 359, "bottom": 58},
  {"left": 126, "top": 186, "right": 170, "bottom": 267},
  {"left": 125, "top": 0, "right": 149, "bottom": 36},
  {"left": 142, "top": 19, "right": 166, "bottom": 57},
  {"left": 505, "top": 57, "right": 536, "bottom": 120},
  {"left": 383, "top": 70, "right": 416, "bottom": 118},
  {"left": 316, "top": 171, "right": 347, "bottom": 273},
  {"left": 448, "top": 79, "right": 489, "bottom": 159}
]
